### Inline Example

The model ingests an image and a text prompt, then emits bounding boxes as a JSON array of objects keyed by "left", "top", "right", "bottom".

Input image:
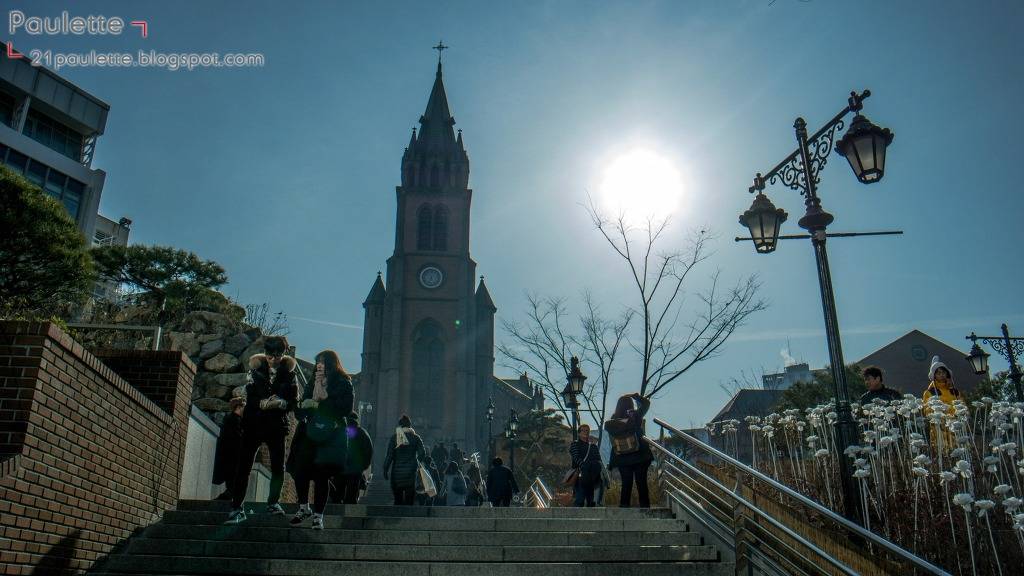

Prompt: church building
[{"left": 359, "top": 60, "right": 542, "bottom": 458}]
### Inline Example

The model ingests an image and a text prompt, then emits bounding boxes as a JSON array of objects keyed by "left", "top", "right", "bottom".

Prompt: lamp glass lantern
[
  {"left": 835, "top": 114, "right": 894, "bottom": 184},
  {"left": 739, "top": 193, "right": 788, "bottom": 254},
  {"left": 486, "top": 397, "right": 495, "bottom": 420},
  {"left": 966, "top": 342, "right": 990, "bottom": 375},
  {"left": 509, "top": 410, "right": 519, "bottom": 433}
]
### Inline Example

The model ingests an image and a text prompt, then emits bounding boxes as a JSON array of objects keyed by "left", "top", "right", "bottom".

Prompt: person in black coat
[
  {"left": 383, "top": 415, "right": 426, "bottom": 505},
  {"left": 225, "top": 336, "right": 300, "bottom": 525},
  {"left": 604, "top": 393, "right": 653, "bottom": 508},
  {"left": 859, "top": 365, "right": 902, "bottom": 404},
  {"left": 212, "top": 397, "right": 246, "bottom": 500},
  {"left": 569, "top": 424, "right": 603, "bottom": 507},
  {"left": 335, "top": 411, "right": 373, "bottom": 504},
  {"left": 289, "top": 350, "right": 353, "bottom": 529},
  {"left": 485, "top": 457, "right": 518, "bottom": 507},
  {"left": 431, "top": 442, "right": 449, "bottom": 470}
]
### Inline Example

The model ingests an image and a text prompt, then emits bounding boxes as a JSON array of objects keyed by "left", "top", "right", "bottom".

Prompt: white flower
[
  {"left": 912, "top": 467, "right": 928, "bottom": 478},
  {"left": 939, "top": 471, "right": 957, "bottom": 484},
  {"left": 814, "top": 449, "right": 830, "bottom": 459},
  {"left": 953, "top": 493, "right": 974, "bottom": 510},
  {"left": 950, "top": 447, "right": 966, "bottom": 459},
  {"left": 994, "top": 484, "right": 1013, "bottom": 496},
  {"left": 1003, "top": 497, "right": 1022, "bottom": 513},
  {"left": 976, "top": 499, "right": 996, "bottom": 516},
  {"left": 853, "top": 469, "right": 871, "bottom": 479}
]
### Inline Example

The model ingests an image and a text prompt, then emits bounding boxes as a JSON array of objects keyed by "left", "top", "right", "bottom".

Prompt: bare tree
[
  {"left": 244, "top": 303, "right": 290, "bottom": 336},
  {"left": 587, "top": 200, "right": 767, "bottom": 398},
  {"left": 497, "top": 294, "right": 577, "bottom": 425},
  {"left": 497, "top": 292, "right": 631, "bottom": 442},
  {"left": 577, "top": 291, "right": 632, "bottom": 447}
]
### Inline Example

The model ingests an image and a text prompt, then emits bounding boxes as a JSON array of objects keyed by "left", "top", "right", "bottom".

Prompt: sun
[{"left": 599, "top": 149, "right": 685, "bottom": 223}]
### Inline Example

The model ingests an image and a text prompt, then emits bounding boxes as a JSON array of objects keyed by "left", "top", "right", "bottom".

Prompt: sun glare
[{"left": 599, "top": 149, "right": 685, "bottom": 223}]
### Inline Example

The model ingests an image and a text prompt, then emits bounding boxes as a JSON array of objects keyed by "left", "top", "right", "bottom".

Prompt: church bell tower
[{"left": 361, "top": 58, "right": 497, "bottom": 456}]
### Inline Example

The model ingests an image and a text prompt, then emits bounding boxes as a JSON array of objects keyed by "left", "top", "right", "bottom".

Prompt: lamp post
[
  {"left": 506, "top": 409, "right": 519, "bottom": 476},
  {"left": 966, "top": 324, "right": 1024, "bottom": 401},
  {"left": 739, "top": 89, "right": 894, "bottom": 525},
  {"left": 561, "top": 356, "right": 587, "bottom": 441},
  {"left": 486, "top": 396, "right": 496, "bottom": 461}
]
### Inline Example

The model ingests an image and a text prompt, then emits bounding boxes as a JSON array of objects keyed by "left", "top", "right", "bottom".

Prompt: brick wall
[{"left": 0, "top": 321, "right": 195, "bottom": 576}]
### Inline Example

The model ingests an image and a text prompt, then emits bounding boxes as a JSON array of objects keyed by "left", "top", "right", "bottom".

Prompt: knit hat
[
  {"left": 229, "top": 396, "right": 246, "bottom": 410},
  {"left": 928, "top": 355, "right": 954, "bottom": 383}
]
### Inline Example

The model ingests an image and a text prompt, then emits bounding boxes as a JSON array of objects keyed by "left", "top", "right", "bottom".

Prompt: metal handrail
[
  {"left": 651, "top": 417, "right": 950, "bottom": 575},
  {"left": 523, "top": 476, "right": 553, "bottom": 508}
]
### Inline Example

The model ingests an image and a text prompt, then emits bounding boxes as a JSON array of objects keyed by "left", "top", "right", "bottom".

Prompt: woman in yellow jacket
[{"left": 922, "top": 355, "right": 961, "bottom": 450}]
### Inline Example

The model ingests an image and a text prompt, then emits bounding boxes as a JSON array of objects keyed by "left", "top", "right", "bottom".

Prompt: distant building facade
[
  {"left": 0, "top": 51, "right": 109, "bottom": 239},
  {"left": 91, "top": 215, "right": 132, "bottom": 301},
  {"left": 761, "top": 362, "right": 813, "bottom": 390},
  {"left": 855, "top": 329, "right": 985, "bottom": 395}
]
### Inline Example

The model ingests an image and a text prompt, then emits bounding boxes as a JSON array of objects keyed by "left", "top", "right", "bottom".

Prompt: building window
[
  {"left": 0, "top": 151, "right": 86, "bottom": 222},
  {"left": 417, "top": 204, "right": 433, "bottom": 250},
  {"left": 0, "top": 91, "right": 15, "bottom": 128},
  {"left": 433, "top": 206, "right": 448, "bottom": 251},
  {"left": 23, "top": 110, "right": 83, "bottom": 162}
]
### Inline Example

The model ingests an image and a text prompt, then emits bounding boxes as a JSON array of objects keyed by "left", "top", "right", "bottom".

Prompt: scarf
[{"left": 395, "top": 426, "right": 416, "bottom": 448}]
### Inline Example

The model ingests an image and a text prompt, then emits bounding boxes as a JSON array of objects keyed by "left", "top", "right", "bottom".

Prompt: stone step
[
  {"left": 175, "top": 499, "right": 673, "bottom": 518},
  {"left": 124, "top": 539, "right": 720, "bottom": 562},
  {"left": 160, "top": 511, "right": 689, "bottom": 532},
  {"left": 99, "top": 557, "right": 733, "bottom": 576},
  {"left": 143, "top": 524, "right": 702, "bottom": 546}
]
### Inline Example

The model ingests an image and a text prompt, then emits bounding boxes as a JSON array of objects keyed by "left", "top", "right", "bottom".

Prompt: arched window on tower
[
  {"left": 417, "top": 204, "right": 433, "bottom": 250},
  {"left": 430, "top": 164, "right": 440, "bottom": 187},
  {"left": 433, "top": 205, "right": 448, "bottom": 251},
  {"left": 411, "top": 319, "right": 444, "bottom": 430}
]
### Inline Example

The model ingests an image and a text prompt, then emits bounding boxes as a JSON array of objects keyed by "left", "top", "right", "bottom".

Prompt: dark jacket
[
  {"left": 212, "top": 411, "right": 243, "bottom": 485},
  {"left": 344, "top": 419, "right": 374, "bottom": 476},
  {"left": 242, "top": 354, "right": 300, "bottom": 435},
  {"left": 485, "top": 464, "right": 519, "bottom": 502},
  {"left": 569, "top": 439, "right": 603, "bottom": 485},
  {"left": 287, "top": 372, "right": 353, "bottom": 475},
  {"left": 383, "top": 429, "right": 426, "bottom": 488},
  {"left": 860, "top": 386, "right": 903, "bottom": 404},
  {"left": 604, "top": 395, "right": 654, "bottom": 470},
  {"left": 431, "top": 444, "right": 449, "bottom": 468}
]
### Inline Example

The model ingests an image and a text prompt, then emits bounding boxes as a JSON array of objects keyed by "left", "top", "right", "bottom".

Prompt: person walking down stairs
[
  {"left": 383, "top": 415, "right": 426, "bottom": 505},
  {"left": 224, "top": 336, "right": 299, "bottom": 525},
  {"left": 288, "top": 350, "right": 353, "bottom": 530},
  {"left": 604, "top": 393, "right": 654, "bottom": 508}
]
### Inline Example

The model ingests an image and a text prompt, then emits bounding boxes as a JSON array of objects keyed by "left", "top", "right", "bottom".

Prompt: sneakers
[
  {"left": 312, "top": 514, "right": 324, "bottom": 530},
  {"left": 223, "top": 509, "right": 247, "bottom": 525},
  {"left": 266, "top": 503, "right": 285, "bottom": 516},
  {"left": 290, "top": 506, "right": 313, "bottom": 525}
]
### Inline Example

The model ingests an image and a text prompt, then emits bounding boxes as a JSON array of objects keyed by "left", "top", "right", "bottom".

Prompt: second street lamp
[
  {"left": 506, "top": 409, "right": 519, "bottom": 477},
  {"left": 562, "top": 356, "right": 586, "bottom": 440},
  {"left": 739, "top": 89, "right": 894, "bottom": 526},
  {"left": 486, "top": 396, "right": 495, "bottom": 461}
]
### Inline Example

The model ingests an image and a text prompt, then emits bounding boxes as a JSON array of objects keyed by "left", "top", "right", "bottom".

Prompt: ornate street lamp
[
  {"left": 738, "top": 89, "right": 895, "bottom": 526},
  {"left": 966, "top": 338, "right": 991, "bottom": 375},
  {"left": 739, "top": 193, "right": 788, "bottom": 254},
  {"left": 835, "top": 113, "right": 894, "bottom": 183},
  {"left": 562, "top": 356, "right": 587, "bottom": 440},
  {"left": 966, "top": 325, "right": 1023, "bottom": 401},
  {"left": 485, "top": 396, "right": 495, "bottom": 461}
]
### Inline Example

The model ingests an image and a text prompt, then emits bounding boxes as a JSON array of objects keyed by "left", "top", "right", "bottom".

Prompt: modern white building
[
  {"left": 0, "top": 51, "right": 109, "bottom": 240},
  {"left": 91, "top": 214, "right": 132, "bottom": 301}
]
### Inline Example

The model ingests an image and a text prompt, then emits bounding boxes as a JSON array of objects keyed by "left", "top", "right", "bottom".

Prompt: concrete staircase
[{"left": 90, "top": 500, "right": 733, "bottom": 575}]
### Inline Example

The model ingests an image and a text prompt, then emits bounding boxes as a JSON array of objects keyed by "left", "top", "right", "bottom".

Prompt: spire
[
  {"left": 475, "top": 276, "right": 496, "bottom": 312},
  {"left": 407, "top": 128, "right": 417, "bottom": 150},
  {"left": 363, "top": 272, "right": 386, "bottom": 306},
  {"left": 417, "top": 61, "right": 457, "bottom": 151}
]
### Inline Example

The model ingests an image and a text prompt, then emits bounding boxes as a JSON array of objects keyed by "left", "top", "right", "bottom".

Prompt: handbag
[
  {"left": 416, "top": 463, "right": 437, "bottom": 497},
  {"left": 560, "top": 468, "right": 579, "bottom": 487},
  {"left": 306, "top": 413, "right": 339, "bottom": 445}
]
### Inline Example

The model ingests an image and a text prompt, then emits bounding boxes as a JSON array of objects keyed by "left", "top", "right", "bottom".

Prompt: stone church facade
[{"left": 359, "top": 62, "right": 541, "bottom": 457}]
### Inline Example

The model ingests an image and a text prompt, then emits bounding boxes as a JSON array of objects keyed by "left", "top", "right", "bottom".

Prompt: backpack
[{"left": 611, "top": 418, "right": 646, "bottom": 455}]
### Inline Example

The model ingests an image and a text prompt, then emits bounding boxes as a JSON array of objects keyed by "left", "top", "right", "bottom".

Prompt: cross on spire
[{"left": 433, "top": 40, "right": 449, "bottom": 63}]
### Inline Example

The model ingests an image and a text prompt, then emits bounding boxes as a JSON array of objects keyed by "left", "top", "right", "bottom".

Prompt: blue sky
[{"left": 12, "top": 0, "right": 1024, "bottom": 428}]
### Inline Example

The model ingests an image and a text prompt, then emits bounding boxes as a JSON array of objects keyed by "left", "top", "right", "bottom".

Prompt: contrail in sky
[{"left": 290, "top": 316, "right": 364, "bottom": 331}]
